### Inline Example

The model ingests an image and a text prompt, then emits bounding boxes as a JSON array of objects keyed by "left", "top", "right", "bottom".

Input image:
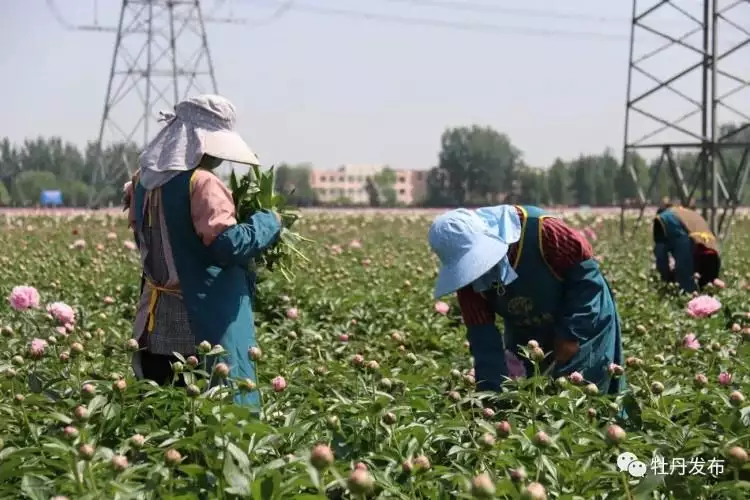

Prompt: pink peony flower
[
  {"left": 713, "top": 278, "right": 726, "bottom": 289},
  {"left": 47, "top": 302, "right": 76, "bottom": 325},
  {"left": 349, "top": 239, "right": 362, "bottom": 249},
  {"left": 686, "top": 295, "right": 721, "bottom": 318},
  {"left": 719, "top": 372, "right": 733, "bottom": 386},
  {"left": 28, "top": 338, "right": 48, "bottom": 359},
  {"left": 286, "top": 307, "right": 299, "bottom": 320},
  {"left": 505, "top": 350, "right": 526, "bottom": 379},
  {"left": 123, "top": 240, "right": 137, "bottom": 251},
  {"left": 271, "top": 376, "right": 287, "bottom": 392},
  {"left": 71, "top": 239, "right": 86, "bottom": 249},
  {"left": 682, "top": 333, "right": 701, "bottom": 351},
  {"left": 434, "top": 301, "right": 450, "bottom": 315},
  {"left": 8, "top": 285, "right": 40, "bottom": 311},
  {"left": 568, "top": 371, "right": 584, "bottom": 385}
]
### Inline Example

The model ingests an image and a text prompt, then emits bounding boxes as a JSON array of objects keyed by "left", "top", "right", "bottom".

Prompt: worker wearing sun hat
[
  {"left": 126, "top": 94, "right": 281, "bottom": 411},
  {"left": 428, "top": 205, "right": 624, "bottom": 395},
  {"left": 653, "top": 202, "right": 721, "bottom": 293}
]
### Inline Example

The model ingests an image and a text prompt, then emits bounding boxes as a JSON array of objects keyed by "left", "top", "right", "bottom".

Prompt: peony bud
[
  {"left": 310, "top": 444, "right": 334, "bottom": 470},
  {"left": 470, "top": 472, "right": 496, "bottom": 498}
]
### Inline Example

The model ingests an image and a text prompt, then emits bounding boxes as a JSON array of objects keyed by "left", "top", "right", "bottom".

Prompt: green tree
[
  {"left": 0, "top": 182, "right": 10, "bottom": 206},
  {"left": 274, "top": 163, "right": 317, "bottom": 206},
  {"left": 373, "top": 167, "right": 397, "bottom": 207},
  {"left": 547, "top": 158, "right": 570, "bottom": 205},
  {"left": 11, "top": 171, "right": 59, "bottom": 207},
  {"left": 428, "top": 125, "right": 521, "bottom": 206}
]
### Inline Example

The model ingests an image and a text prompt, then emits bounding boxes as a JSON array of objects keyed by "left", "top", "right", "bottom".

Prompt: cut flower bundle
[{"left": 229, "top": 165, "right": 311, "bottom": 281}]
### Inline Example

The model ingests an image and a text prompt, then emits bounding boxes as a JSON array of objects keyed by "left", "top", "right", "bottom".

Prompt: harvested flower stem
[{"left": 229, "top": 165, "right": 311, "bottom": 281}]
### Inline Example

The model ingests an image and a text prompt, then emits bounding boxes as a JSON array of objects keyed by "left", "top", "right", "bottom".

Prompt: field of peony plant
[{"left": 1, "top": 210, "right": 750, "bottom": 499}]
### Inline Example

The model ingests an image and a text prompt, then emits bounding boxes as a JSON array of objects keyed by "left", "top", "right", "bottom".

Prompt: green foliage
[
  {"left": 0, "top": 137, "right": 137, "bottom": 207},
  {"left": 3, "top": 122, "right": 749, "bottom": 209},
  {"left": 424, "top": 123, "right": 750, "bottom": 207},
  {"left": 0, "top": 182, "right": 10, "bottom": 206},
  {"left": 365, "top": 167, "right": 398, "bottom": 207},
  {"left": 0, "top": 211, "right": 749, "bottom": 497},
  {"left": 11, "top": 171, "right": 59, "bottom": 207},
  {"left": 274, "top": 163, "right": 317, "bottom": 207},
  {"left": 230, "top": 166, "right": 311, "bottom": 281}
]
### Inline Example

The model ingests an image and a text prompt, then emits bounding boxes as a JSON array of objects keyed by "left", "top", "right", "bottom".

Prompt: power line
[
  {"left": 226, "top": 0, "right": 630, "bottom": 40},
  {"left": 203, "top": 0, "right": 297, "bottom": 26},
  {"left": 377, "top": 0, "right": 631, "bottom": 24},
  {"left": 44, "top": 0, "right": 115, "bottom": 31}
]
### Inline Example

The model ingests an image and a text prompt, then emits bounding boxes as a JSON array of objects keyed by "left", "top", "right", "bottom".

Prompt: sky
[{"left": 1, "top": 0, "right": 748, "bottom": 174}]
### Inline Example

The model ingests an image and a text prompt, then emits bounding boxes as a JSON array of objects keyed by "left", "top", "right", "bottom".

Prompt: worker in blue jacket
[
  {"left": 428, "top": 205, "right": 624, "bottom": 395},
  {"left": 653, "top": 204, "right": 721, "bottom": 293}
]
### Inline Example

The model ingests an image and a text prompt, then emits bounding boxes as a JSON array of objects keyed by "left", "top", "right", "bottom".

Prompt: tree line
[{"left": 1, "top": 123, "right": 748, "bottom": 208}]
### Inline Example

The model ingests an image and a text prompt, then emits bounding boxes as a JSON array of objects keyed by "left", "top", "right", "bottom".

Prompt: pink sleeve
[{"left": 190, "top": 169, "right": 238, "bottom": 246}]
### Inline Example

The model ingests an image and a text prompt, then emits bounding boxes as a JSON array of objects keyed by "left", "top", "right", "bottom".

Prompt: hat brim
[
  {"left": 433, "top": 233, "right": 509, "bottom": 299},
  {"left": 200, "top": 129, "right": 260, "bottom": 166}
]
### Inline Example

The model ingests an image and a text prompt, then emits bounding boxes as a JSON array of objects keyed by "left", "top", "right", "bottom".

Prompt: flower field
[{"left": 2, "top": 210, "right": 750, "bottom": 499}]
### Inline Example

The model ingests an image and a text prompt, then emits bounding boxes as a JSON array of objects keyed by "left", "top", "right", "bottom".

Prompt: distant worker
[
  {"left": 653, "top": 203, "right": 720, "bottom": 293},
  {"left": 427, "top": 205, "right": 624, "bottom": 395}
]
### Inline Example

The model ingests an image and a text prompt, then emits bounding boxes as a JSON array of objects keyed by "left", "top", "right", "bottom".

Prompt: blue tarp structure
[{"left": 40, "top": 190, "right": 63, "bottom": 207}]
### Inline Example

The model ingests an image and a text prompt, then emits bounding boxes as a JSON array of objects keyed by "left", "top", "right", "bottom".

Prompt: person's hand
[
  {"left": 554, "top": 337, "right": 579, "bottom": 364},
  {"left": 122, "top": 181, "right": 133, "bottom": 212}
]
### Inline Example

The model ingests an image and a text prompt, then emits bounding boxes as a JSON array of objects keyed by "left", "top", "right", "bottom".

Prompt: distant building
[{"left": 309, "top": 164, "right": 429, "bottom": 206}]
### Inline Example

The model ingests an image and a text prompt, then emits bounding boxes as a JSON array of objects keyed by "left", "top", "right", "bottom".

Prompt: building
[{"left": 310, "top": 164, "right": 429, "bottom": 206}]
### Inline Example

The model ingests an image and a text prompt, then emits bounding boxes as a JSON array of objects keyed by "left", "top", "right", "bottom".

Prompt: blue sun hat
[{"left": 428, "top": 206, "right": 521, "bottom": 299}]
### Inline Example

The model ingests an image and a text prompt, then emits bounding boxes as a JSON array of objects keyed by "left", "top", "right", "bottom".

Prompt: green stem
[{"left": 620, "top": 471, "right": 634, "bottom": 500}]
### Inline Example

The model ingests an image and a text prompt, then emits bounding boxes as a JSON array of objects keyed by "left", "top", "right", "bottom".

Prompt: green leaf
[{"left": 20, "top": 475, "right": 50, "bottom": 500}]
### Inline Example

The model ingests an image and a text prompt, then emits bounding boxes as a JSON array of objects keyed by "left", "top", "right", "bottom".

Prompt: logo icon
[{"left": 617, "top": 452, "right": 648, "bottom": 478}]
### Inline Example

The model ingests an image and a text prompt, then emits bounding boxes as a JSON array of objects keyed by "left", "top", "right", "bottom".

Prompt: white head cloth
[{"left": 138, "top": 94, "right": 259, "bottom": 190}]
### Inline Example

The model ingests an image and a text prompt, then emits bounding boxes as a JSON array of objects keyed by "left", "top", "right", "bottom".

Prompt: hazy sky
[{"left": 1, "top": 0, "right": 747, "bottom": 172}]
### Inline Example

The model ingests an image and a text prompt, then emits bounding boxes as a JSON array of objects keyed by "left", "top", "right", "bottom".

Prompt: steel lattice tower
[
  {"left": 89, "top": 0, "right": 218, "bottom": 206},
  {"left": 620, "top": 0, "right": 750, "bottom": 239}
]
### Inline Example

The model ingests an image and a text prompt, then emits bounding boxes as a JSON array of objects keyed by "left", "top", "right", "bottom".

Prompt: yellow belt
[
  {"left": 145, "top": 278, "right": 182, "bottom": 333},
  {"left": 689, "top": 231, "right": 715, "bottom": 244}
]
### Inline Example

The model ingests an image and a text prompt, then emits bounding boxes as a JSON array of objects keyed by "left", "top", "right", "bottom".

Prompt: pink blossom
[
  {"left": 568, "top": 371, "right": 584, "bottom": 385},
  {"left": 8, "top": 285, "right": 40, "bottom": 311},
  {"left": 28, "top": 338, "right": 48, "bottom": 359},
  {"left": 349, "top": 239, "right": 362, "bottom": 249},
  {"left": 434, "top": 301, "right": 450, "bottom": 315},
  {"left": 286, "top": 307, "right": 299, "bottom": 320},
  {"left": 123, "top": 240, "right": 137, "bottom": 251},
  {"left": 505, "top": 350, "right": 526, "bottom": 379},
  {"left": 713, "top": 278, "right": 726, "bottom": 289},
  {"left": 47, "top": 302, "right": 76, "bottom": 325},
  {"left": 271, "top": 376, "right": 287, "bottom": 392},
  {"left": 719, "top": 372, "right": 733, "bottom": 386},
  {"left": 71, "top": 239, "right": 86, "bottom": 249},
  {"left": 686, "top": 295, "right": 721, "bottom": 318},
  {"left": 682, "top": 333, "right": 701, "bottom": 351},
  {"left": 330, "top": 244, "right": 343, "bottom": 255},
  {"left": 339, "top": 334, "right": 349, "bottom": 342}
]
